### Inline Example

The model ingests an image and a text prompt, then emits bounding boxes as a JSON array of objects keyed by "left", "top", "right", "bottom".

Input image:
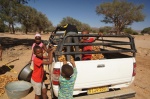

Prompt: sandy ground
[{"left": 0, "top": 33, "right": 150, "bottom": 99}]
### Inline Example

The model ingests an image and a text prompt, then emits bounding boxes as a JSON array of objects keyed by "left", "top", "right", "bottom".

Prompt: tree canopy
[
  {"left": 123, "top": 28, "right": 138, "bottom": 35},
  {"left": 141, "top": 27, "right": 150, "bottom": 34},
  {"left": 1, "top": 0, "right": 145, "bottom": 34},
  {"left": 59, "top": 16, "right": 91, "bottom": 32},
  {"left": 96, "top": 0, "right": 145, "bottom": 34},
  {"left": 0, "top": 0, "right": 20, "bottom": 33},
  {"left": 0, "top": 0, "right": 52, "bottom": 34},
  {"left": 99, "top": 26, "right": 113, "bottom": 34},
  {"left": 18, "top": 5, "right": 53, "bottom": 34}
]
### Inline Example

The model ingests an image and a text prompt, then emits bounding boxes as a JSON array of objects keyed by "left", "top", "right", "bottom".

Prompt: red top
[
  {"left": 82, "top": 38, "right": 95, "bottom": 60},
  {"left": 31, "top": 57, "right": 44, "bottom": 82}
]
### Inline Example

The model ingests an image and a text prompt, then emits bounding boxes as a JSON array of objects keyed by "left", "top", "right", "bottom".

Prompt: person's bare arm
[
  {"left": 42, "top": 44, "right": 54, "bottom": 59},
  {"left": 63, "top": 61, "right": 67, "bottom": 65},
  {"left": 80, "top": 39, "right": 84, "bottom": 43},
  {"left": 98, "top": 32, "right": 103, "bottom": 36},
  {"left": 42, "top": 47, "right": 55, "bottom": 65},
  {"left": 96, "top": 32, "right": 103, "bottom": 39},
  {"left": 63, "top": 60, "right": 75, "bottom": 67},
  {"left": 42, "top": 44, "right": 48, "bottom": 53},
  {"left": 70, "top": 59, "right": 76, "bottom": 68},
  {"left": 43, "top": 56, "right": 49, "bottom": 59}
]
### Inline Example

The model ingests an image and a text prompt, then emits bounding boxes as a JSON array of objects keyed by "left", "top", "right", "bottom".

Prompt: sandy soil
[{"left": 0, "top": 33, "right": 150, "bottom": 99}]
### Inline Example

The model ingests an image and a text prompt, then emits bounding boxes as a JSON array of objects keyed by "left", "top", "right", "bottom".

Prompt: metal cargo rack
[
  {"left": 52, "top": 34, "right": 137, "bottom": 61},
  {"left": 49, "top": 32, "right": 64, "bottom": 45}
]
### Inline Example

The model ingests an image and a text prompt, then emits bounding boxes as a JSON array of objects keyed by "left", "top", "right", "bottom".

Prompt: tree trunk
[
  {"left": 12, "top": 24, "right": 15, "bottom": 34},
  {"left": 116, "top": 26, "right": 121, "bottom": 34},
  {"left": 117, "top": 29, "right": 120, "bottom": 34},
  {"left": 8, "top": 23, "right": 12, "bottom": 34},
  {"left": 25, "top": 27, "right": 28, "bottom": 34}
]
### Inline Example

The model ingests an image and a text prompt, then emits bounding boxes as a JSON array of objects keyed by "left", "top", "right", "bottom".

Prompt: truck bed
[{"left": 50, "top": 34, "right": 136, "bottom": 98}]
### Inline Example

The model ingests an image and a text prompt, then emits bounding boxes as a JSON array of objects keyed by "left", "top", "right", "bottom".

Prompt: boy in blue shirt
[{"left": 58, "top": 59, "right": 77, "bottom": 99}]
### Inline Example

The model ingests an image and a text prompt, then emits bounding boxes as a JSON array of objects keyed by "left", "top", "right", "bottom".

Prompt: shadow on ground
[
  {"left": 0, "top": 65, "right": 14, "bottom": 75},
  {"left": 0, "top": 37, "right": 34, "bottom": 49},
  {"left": 0, "top": 36, "right": 49, "bottom": 50}
]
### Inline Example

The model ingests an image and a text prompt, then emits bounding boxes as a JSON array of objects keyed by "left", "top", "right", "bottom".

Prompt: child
[
  {"left": 58, "top": 59, "right": 77, "bottom": 99},
  {"left": 31, "top": 45, "right": 55, "bottom": 99},
  {"left": 80, "top": 30, "right": 95, "bottom": 60},
  {"left": 80, "top": 30, "right": 103, "bottom": 60},
  {"left": 30, "top": 33, "right": 48, "bottom": 70}
]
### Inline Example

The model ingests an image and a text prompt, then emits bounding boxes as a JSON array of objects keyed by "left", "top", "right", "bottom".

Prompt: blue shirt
[{"left": 58, "top": 67, "right": 77, "bottom": 99}]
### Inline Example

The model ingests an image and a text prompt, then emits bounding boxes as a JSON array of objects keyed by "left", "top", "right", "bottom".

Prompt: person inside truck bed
[
  {"left": 54, "top": 24, "right": 80, "bottom": 61},
  {"left": 58, "top": 59, "right": 77, "bottom": 99},
  {"left": 80, "top": 30, "right": 103, "bottom": 60}
]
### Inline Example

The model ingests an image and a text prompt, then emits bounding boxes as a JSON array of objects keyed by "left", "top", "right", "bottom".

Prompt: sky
[{"left": 27, "top": 0, "right": 150, "bottom": 31}]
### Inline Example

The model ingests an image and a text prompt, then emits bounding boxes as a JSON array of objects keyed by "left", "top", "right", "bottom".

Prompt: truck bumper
[{"left": 74, "top": 88, "right": 136, "bottom": 99}]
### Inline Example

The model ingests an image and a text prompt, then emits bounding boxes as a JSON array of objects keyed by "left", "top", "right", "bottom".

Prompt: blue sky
[{"left": 27, "top": 0, "right": 150, "bottom": 31}]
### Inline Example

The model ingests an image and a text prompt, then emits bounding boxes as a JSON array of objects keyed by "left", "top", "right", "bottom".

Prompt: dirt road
[{"left": 0, "top": 33, "right": 150, "bottom": 99}]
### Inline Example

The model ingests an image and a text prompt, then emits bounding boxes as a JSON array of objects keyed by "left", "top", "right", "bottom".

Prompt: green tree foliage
[
  {"left": 91, "top": 27, "right": 99, "bottom": 33},
  {"left": 17, "top": 0, "right": 28, "bottom": 4},
  {"left": 96, "top": 0, "right": 145, "bottom": 34},
  {"left": 99, "top": 26, "right": 112, "bottom": 34},
  {"left": 141, "top": 27, "right": 150, "bottom": 34},
  {"left": 17, "top": 0, "right": 36, "bottom": 4},
  {"left": 59, "top": 16, "right": 82, "bottom": 31},
  {"left": 0, "top": 0, "right": 20, "bottom": 33},
  {"left": 123, "top": 28, "right": 138, "bottom": 35},
  {"left": 0, "top": 18, "right": 9, "bottom": 32},
  {"left": 59, "top": 16, "right": 93, "bottom": 32},
  {"left": 81, "top": 23, "right": 91, "bottom": 31},
  {"left": 17, "top": 5, "right": 52, "bottom": 34},
  {"left": 0, "top": 19, "right": 5, "bottom": 32},
  {"left": 34, "top": 12, "right": 52, "bottom": 33},
  {"left": 0, "top": 0, "right": 52, "bottom": 34},
  {"left": 17, "top": 5, "right": 37, "bottom": 34}
]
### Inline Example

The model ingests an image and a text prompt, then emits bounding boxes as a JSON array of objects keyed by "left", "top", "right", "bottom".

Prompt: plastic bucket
[{"left": 5, "top": 81, "right": 32, "bottom": 99}]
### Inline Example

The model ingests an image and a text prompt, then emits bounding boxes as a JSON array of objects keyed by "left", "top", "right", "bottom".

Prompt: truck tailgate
[{"left": 74, "top": 58, "right": 134, "bottom": 89}]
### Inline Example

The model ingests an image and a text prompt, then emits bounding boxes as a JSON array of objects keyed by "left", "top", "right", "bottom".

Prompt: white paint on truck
[{"left": 51, "top": 57, "right": 135, "bottom": 96}]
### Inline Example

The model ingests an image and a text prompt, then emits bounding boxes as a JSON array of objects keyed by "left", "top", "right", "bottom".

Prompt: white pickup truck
[{"left": 49, "top": 33, "right": 136, "bottom": 99}]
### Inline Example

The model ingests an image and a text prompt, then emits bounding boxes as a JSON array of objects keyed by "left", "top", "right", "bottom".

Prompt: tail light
[
  {"left": 132, "top": 63, "right": 136, "bottom": 76},
  {"left": 52, "top": 68, "right": 60, "bottom": 85}
]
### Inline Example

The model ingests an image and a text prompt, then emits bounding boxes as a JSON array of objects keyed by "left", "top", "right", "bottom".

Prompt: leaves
[
  {"left": 59, "top": 16, "right": 91, "bottom": 32},
  {"left": 0, "top": 0, "right": 53, "bottom": 34},
  {"left": 141, "top": 27, "right": 150, "bottom": 34},
  {"left": 96, "top": 0, "right": 145, "bottom": 34}
]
